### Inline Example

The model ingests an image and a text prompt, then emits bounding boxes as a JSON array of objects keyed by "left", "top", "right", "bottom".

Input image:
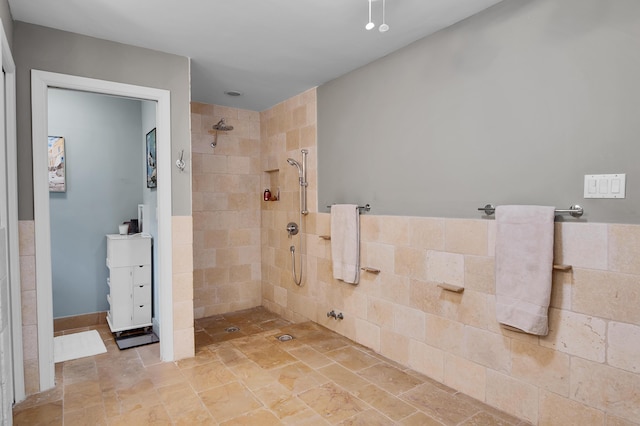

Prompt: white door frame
[
  {"left": 1, "top": 20, "right": 24, "bottom": 403},
  {"left": 31, "top": 71, "right": 174, "bottom": 391}
]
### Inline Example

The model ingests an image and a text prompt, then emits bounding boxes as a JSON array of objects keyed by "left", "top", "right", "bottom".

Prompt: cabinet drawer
[
  {"left": 132, "top": 304, "right": 151, "bottom": 326},
  {"left": 133, "top": 284, "right": 151, "bottom": 305},
  {"left": 132, "top": 265, "right": 151, "bottom": 286}
]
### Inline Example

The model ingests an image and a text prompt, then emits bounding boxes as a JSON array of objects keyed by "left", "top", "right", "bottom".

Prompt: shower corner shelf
[
  {"left": 263, "top": 168, "right": 279, "bottom": 173},
  {"left": 319, "top": 235, "right": 331, "bottom": 240}
]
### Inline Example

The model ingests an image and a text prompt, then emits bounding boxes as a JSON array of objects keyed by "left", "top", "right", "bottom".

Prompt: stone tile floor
[{"left": 13, "top": 307, "right": 530, "bottom": 425}]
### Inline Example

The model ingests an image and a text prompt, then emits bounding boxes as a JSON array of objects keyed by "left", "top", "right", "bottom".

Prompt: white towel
[
  {"left": 331, "top": 204, "right": 360, "bottom": 284},
  {"left": 495, "top": 205, "right": 555, "bottom": 335}
]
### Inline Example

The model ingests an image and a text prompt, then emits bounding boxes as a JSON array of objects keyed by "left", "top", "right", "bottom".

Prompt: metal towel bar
[
  {"left": 327, "top": 204, "right": 371, "bottom": 213},
  {"left": 477, "top": 204, "right": 583, "bottom": 218}
]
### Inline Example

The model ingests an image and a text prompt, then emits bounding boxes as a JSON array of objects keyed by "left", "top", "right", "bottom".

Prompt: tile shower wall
[
  {"left": 191, "top": 103, "right": 262, "bottom": 318},
  {"left": 261, "top": 91, "right": 640, "bottom": 424},
  {"left": 260, "top": 89, "right": 318, "bottom": 324}
]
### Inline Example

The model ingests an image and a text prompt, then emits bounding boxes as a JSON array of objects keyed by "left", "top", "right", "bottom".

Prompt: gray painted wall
[
  {"left": 14, "top": 21, "right": 191, "bottom": 220},
  {"left": 49, "top": 89, "right": 143, "bottom": 318},
  {"left": 0, "top": 0, "right": 12, "bottom": 47},
  {"left": 318, "top": 0, "right": 640, "bottom": 224}
]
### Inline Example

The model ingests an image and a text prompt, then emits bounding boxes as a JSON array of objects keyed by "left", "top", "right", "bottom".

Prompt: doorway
[
  {"left": 48, "top": 89, "right": 157, "bottom": 324},
  {"left": 31, "top": 71, "right": 174, "bottom": 391}
]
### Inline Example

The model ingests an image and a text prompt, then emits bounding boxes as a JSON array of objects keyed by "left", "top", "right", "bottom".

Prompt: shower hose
[{"left": 290, "top": 208, "right": 304, "bottom": 286}]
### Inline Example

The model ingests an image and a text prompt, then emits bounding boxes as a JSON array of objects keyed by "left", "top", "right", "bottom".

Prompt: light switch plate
[{"left": 584, "top": 174, "right": 626, "bottom": 199}]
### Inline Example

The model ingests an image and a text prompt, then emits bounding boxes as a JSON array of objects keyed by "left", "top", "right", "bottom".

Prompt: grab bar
[
  {"left": 327, "top": 204, "right": 371, "bottom": 213},
  {"left": 477, "top": 204, "right": 583, "bottom": 218}
]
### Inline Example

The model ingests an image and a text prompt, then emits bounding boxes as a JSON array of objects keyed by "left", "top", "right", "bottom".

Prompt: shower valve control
[{"left": 286, "top": 222, "right": 299, "bottom": 238}]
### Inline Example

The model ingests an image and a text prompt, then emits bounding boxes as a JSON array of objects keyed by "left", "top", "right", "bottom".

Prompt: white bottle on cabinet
[{"left": 106, "top": 234, "right": 152, "bottom": 333}]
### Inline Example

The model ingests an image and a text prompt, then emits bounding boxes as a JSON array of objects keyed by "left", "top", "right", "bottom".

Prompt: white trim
[
  {"left": 31, "top": 71, "right": 174, "bottom": 391},
  {"left": 1, "top": 22, "right": 25, "bottom": 402}
]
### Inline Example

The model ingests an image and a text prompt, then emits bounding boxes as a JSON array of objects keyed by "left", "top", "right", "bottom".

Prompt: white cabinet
[{"left": 106, "top": 234, "right": 152, "bottom": 333}]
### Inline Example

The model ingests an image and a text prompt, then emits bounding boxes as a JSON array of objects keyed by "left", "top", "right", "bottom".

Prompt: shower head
[
  {"left": 210, "top": 118, "right": 234, "bottom": 149},
  {"left": 287, "top": 158, "right": 302, "bottom": 176},
  {"left": 212, "top": 118, "right": 234, "bottom": 132}
]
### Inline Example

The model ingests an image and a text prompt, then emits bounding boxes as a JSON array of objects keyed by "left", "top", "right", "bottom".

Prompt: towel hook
[{"left": 176, "top": 149, "right": 185, "bottom": 172}]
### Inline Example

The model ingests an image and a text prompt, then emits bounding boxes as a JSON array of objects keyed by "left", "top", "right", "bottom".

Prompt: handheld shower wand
[
  {"left": 286, "top": 149, "right": 308, "bottom": 215},
  {"left": 286, "top": 158, "right": 303, "bottom": 185},
  {"left": 287, "top": 149, "right": 309, "bottom": 286}
]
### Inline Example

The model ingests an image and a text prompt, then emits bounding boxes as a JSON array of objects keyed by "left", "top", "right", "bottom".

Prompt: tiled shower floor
[{"left": 13, "top": 307, "right": 529, "bottom": 425}]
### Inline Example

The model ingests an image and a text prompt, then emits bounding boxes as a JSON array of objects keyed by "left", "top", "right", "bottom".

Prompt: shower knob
[{"left": 286, "top": 222, "right": 299, "bottom": 237}]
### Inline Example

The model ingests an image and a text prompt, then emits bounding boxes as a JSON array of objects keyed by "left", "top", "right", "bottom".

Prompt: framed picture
[
  {"left": 48, "top": 136, "right": 66, "bottom": 192},
  {"left": 146, "top": 128, "right": 157, "bottom": 188}
]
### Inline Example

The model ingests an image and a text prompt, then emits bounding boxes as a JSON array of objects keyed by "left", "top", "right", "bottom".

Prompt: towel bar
[
  {"left": 361, "top": 266, "right": 380, "bottom": 274},
  {"left": 477, "top": 204, "right": 583, "bottom": 218},
  {"left": 327, "top": 204, "right": 371, "bottom": 213}
]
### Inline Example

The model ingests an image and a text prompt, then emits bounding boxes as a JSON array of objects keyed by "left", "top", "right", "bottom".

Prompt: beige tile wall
[
  {"left": 191, "top": 102, "right": 262, "bottom": 318},
  {"left": 260, "top": 90, "right": 640, "bottom": 425},
  {"left": 260, "top": 89, "right": 319, "bottom": 325},
  {"left": 18, "top": 220, "right": 38, "bottom": 395},
  {"left": 172, "top": 215, "right": 195, "bottom": 360}
]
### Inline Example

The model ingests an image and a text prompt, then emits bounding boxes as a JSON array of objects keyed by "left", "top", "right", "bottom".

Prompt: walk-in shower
[{"left": 286, "top": 149, "right": 308, "bottom": 286}]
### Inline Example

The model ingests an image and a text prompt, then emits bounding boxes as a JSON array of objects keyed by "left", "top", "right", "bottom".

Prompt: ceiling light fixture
[
  {"left": 379, "top": 0, "right": 389, "bottom": 32},
  {"left": 224, "top": 90, "right": 242, "bottom": 97},
  {"left": 365, "top": 0, "right": 375, "bottom": 30}
]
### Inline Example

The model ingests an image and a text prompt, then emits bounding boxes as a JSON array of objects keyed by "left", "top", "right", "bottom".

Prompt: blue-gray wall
[
  {"left": 49, "top": 88, "right": 144, "bottom": 318},
  {"left": 318, "top": 0, "right": 640, "bottom": 224}
]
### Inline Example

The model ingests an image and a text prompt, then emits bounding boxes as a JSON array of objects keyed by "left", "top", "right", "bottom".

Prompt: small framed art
[
  {"left": 146, "top": 128, "right": 157, "bottom": 188},
  {"left": 48, "top": 136, "right": 66, "bottom": 192}
]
